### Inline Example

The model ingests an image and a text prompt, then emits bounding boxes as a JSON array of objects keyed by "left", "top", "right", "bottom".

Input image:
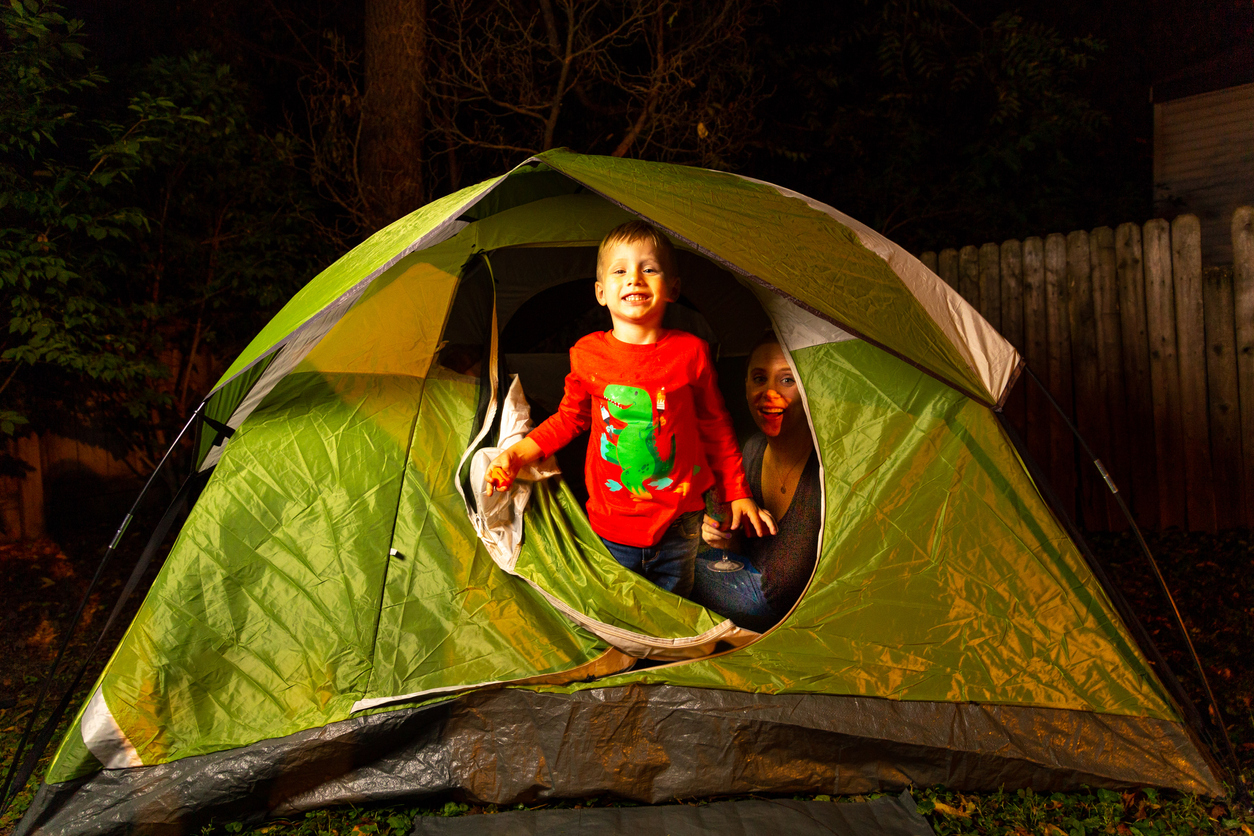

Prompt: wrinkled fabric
[{"left": 17, "top": 686, "right": 1220, "bottom": 836}]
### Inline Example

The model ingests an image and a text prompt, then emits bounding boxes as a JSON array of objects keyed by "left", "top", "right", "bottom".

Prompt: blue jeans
[
  {"left": 690, "top": 551, "right": 779, "bottom": 633},
  {"left": 599, "top": 510, "right": 702, "bottom": 597}
]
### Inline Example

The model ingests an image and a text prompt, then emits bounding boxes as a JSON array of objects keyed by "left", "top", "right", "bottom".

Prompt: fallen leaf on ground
[
  {"left": 23, "top": 618, "right": 57, "bottom": 649},
  {"left": 931, "top": 801, "right": 970, "bottom": 818}
]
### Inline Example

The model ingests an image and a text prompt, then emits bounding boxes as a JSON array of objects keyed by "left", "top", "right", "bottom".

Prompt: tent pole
[
  {"left": 0, "top": 401, "right": 207, "bottom": 815},
  {"left": 1021, "top": 365, "right": 1247, "bottom": 801}
]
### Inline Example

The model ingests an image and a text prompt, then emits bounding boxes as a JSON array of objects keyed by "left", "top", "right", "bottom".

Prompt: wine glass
[{"left": 707, "top": 553, "right": 743, "bottom": 573}]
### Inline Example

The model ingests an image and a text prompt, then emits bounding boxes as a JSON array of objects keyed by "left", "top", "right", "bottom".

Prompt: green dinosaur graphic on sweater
[{"left": 599, "top": 383, "right": 676, "bottom": 498}]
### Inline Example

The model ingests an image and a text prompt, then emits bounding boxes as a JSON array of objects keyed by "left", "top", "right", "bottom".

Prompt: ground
[{"left": 1, "top": 526, "right": 1252, "bottom": 835}]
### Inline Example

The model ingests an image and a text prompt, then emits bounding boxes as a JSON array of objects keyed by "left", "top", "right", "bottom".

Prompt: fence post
[
  {"left": 0, "top": 445, "right": 19, "bottom": 539},
  {"left": 16, "top": 434, "right": 44, "bottom": 539},
  {"left": 1143, "top": 219, "right": 1187, "bottom": 530},
  {"left": 1171, "top": 215, "right": 1216, "bottom": 533},
  {"left": 1201, "top": 262, "right": 1245, "bottom": 530},
  {"left": 939, "top": 248, "right": 959, "bottom": 289},
  {"left": 979, "top": 243, "right": 1001, "bottom": 331},
  {"left": 1115, "top": 222, "right": 1159, "bottom": 530},
  {"left": 1044, "top": 233, "right": 1076, "bottom": 518},
  {"left": 1090, "top": 227, "right": 1129, "bottom": 531},
  {"left": 1233, "top": 206, "right": 1254, "bottom": 528},
  {"left": 1067, "top": 230, "right": 1110, "bottom": 530},
  {"left": 1023, "top": 238, "right": 1050, "bottom": 475},
  {"left": 1000, "top": 240, "right": 1026, "bottom": 430},
  {"left": 959, "top": 245, "right": 980, "bottom": 309}
]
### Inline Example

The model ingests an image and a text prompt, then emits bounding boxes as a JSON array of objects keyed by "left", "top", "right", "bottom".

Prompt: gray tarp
[
  {"left": 16, "top": 685, "right": 1218, "bottom": 836},
  {"left": 409, "top": 793, "right": 936, "bottom": 836}
]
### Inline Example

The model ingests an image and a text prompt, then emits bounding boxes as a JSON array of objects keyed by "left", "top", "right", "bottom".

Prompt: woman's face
[{"left": 746, "top": 342, "right": 803, "bottom": 438}]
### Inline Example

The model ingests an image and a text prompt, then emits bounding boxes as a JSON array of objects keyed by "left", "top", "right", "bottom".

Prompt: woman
[{"left": 693, "top": 333, "right": 821, "bottom": 632}]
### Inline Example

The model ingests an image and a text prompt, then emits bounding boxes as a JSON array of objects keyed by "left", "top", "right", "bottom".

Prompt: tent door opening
[{"left": 449, "top": 244, "right": 828, "bottom": 665}]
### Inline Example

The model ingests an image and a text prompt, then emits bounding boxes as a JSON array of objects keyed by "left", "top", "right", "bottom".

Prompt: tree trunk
[{"left": 362, "top": 0, "right": 427, "bottom": 230}]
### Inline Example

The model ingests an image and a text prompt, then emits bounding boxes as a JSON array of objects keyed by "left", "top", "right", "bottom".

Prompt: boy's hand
[
  {"left": 484, "top": 437, "right": 544, "bottom": 496},
  {"left": 729, "top": 498, "right": 777, "bottom": 538},
  {"left": 701, "top": 513, "right": 733, "bottom": 549},
  {"left": 484, "top": 455, "right": 520, "bottom": 496}
]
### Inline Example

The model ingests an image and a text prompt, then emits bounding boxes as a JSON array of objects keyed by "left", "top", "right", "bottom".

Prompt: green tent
[{"left": 17, "top": 151, "right": 1222, "bottom": 835}]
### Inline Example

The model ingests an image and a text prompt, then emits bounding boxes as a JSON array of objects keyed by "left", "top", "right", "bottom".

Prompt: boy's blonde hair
[{"left": 596, "top": 220, "right": 678, "bottom": 280}]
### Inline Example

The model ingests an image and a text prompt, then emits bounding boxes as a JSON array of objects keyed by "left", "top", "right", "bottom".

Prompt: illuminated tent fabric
[{"left": 17, "top": 151, "right": 1222, "bottom": 835}]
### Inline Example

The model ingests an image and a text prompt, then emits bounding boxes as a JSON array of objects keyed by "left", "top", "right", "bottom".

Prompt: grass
[
  {"left": 2, "top": 529, "right": 1254, "bottom": 835},
  {"left": 915, "top": 786, "right": 1253, "bottom": 836}
]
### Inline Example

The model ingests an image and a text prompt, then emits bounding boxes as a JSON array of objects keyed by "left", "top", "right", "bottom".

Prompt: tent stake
[{"left": 1022, "top": 365, "right": 1247, "bottom": 801}]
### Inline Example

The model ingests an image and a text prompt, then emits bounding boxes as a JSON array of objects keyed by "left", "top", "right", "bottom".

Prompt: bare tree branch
[
  {"left": 279, "top": 0, "right": 769, "bottom": 238},
  {"left": 537, "top": 0, "right": 563, "bottom": 56}
]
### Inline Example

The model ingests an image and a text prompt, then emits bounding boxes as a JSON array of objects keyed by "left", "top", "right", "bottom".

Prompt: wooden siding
[{"left": 1153, "top": 81, "right": 1254, "bottom": 264}]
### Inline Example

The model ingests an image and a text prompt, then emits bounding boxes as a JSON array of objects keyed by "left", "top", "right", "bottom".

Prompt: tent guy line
[{"left": 1019, "top": 364, "right": 1245, "bottom": 796}]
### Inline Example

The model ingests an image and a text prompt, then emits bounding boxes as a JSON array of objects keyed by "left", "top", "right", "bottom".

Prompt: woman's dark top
[{"left": 742, "top": 433, "right": 822, "bottom": 614}]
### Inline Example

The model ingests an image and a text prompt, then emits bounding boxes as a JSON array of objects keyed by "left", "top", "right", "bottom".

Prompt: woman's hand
[
  {"left": 702, "top": 513, "right": 734, "bottom": 549},
  {"left": 729, "top": 498, "right": 777, "bottom": 538}
]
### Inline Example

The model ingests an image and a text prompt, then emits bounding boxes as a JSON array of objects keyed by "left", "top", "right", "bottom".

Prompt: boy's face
[{"left": 595, "top": 239, "right": 677, "bottom": 333}]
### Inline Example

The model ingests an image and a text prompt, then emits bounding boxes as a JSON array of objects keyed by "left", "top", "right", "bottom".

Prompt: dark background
[
  {"left": 3, "top": 0, "right": 1253, "bottom": 499},
  {"left": 62, "top": 0, "right": 1254, "bottom": 251}
]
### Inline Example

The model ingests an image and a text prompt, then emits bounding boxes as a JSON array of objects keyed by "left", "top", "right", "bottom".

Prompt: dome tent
[{"left": 16, "top": 150, "right": 1223, "bottom": 834}]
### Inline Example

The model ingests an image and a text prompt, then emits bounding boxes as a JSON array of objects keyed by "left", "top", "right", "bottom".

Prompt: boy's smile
[{"left": 595, "top": 239, "right": 678, "bottom": 343}]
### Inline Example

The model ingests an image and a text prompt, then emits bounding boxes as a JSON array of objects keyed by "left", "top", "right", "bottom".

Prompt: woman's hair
[
  {"left": 747, "top": 329, "right": 780, "bottom": 359},
  {"left": 596, "top": 220, "right": 677, "bottom": 278}
]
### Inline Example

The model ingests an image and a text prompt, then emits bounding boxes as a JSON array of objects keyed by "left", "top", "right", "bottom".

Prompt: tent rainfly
[{"left": 15, "top": 150, "right": 1225, "bottom": 835}]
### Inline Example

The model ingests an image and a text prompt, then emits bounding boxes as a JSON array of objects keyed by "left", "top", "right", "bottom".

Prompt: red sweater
[{"left": 528, "top": 330, "right": 750, "bottom": 547}]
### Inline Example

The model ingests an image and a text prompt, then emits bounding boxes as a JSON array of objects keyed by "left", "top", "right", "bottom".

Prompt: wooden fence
[
  {"left": 922, "top": 207, "right": 1254, "bottom": 533},
  {"left": 0, "top": 345, "right": 212, "bottom": 541}
]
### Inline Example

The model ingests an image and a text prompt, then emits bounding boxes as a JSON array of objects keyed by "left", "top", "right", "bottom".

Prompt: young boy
[{"left": 484, "top": 220, "right": 774, "bottom": 597}]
